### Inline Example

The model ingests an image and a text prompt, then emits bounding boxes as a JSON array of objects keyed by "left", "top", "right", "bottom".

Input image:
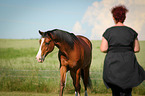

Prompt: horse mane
[{"left": 48, "top": 29, "right": 78, "bottom": 49}]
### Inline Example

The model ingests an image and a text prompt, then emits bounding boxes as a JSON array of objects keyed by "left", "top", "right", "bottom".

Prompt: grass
[
  {"left": 0, "top": 39, "right": 145, "bottom": 95},
  {"left": 0, "top": 92, "right": 144, "bottom": 96}
]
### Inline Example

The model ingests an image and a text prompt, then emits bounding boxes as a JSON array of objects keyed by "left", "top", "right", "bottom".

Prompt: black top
[
  {"left": 103, "top": 26, "right": 138, "bottom": 51},
  {"left": 103, "top": 26, "right": 145, "bottom": 89}
]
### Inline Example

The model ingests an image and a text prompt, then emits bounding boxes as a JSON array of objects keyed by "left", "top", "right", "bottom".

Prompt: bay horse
[{"left": 36, "top": 29, "right": 92, "bottom": 96}]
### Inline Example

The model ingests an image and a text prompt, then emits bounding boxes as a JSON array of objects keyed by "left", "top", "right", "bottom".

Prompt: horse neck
[
  {"left": 55, "top": 40, "right": 72, "bottom": 51},
  {"left": 54, "top": 39, "right": 74, "bottom": 58},
  {"left": 51, "top": 31, "right": 77, "bottom": 57}
]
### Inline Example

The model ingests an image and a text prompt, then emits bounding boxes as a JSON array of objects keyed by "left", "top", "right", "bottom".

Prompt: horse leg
[
  {"left": 59, "top": 66, "right": 67, "bottom": 96},
  {"left": 76, "top": 69, "right": 81, "bottom": 96},
  {"left": 82, "top": 67, "right": 91, "bottom": 96},
  {"left": 70, "top": 69, "right": 81, "bottom": 96}
]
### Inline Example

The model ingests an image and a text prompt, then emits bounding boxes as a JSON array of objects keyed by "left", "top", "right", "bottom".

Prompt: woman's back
[
  {"left": 100, "top": 5, "right": 145, "bottom": 96},
  {"left": 103, "top": 26, "right": 137, "bottom": 49}
]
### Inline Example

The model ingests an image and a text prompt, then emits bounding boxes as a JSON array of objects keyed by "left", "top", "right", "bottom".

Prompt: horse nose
[
  {"left": 36, "top": 56, "right": 41, "bottom": 62},
  {"left": 36, "top": 56, "right": 38, "bottom": 60}
]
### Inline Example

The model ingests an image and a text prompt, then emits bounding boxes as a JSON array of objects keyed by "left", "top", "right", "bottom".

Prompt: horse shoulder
[
  {"left": 58, "top": 50, "right": 79, "bottom": 69},
  {"left": 58, "top": 51, "right": 69, "bottom": 66}
]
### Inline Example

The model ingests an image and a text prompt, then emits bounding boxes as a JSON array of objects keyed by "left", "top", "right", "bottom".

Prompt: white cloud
[
  {"left": 73, "top": 0, "right": 145, "bottom": 40},
  {"left": 72, "top": 21, "right": 86, "bottom": 35}
]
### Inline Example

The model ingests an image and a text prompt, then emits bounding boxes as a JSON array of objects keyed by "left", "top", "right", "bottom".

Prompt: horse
[{"left": 36, "top": 29, "right": 92, "bottom": 96}]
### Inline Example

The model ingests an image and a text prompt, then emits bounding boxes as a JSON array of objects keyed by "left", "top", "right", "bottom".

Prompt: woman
[{"left": 100, "top": 5, "right": 145, "bottom": 96}]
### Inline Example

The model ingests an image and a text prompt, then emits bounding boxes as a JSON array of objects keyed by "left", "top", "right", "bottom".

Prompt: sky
[{"left": 0, "top": 0, "right": 145, "bottom": 40}]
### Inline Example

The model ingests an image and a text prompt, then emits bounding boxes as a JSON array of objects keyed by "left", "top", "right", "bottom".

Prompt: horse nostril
[{"left": 36, "top": 56, "right": 39, "bottom": 60}]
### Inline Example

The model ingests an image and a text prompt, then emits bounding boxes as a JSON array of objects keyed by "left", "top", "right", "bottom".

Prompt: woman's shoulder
[
  {"left": 105, "top": 26, "right": 124, "bottom": 32},
  {"left": 122, "top": 26, "right": 138, "bottom": 35},
  {"left": 105, "top": 25, "right": 138, "bottom": 39},
  {"left": 106, "top": 26, "right": 136, "bottom": 32},
  {"left": 107, "top": 25, "right": 128, "bottom": 29}
]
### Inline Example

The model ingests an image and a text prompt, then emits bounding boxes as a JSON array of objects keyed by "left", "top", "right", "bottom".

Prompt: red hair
[{"left": 111, "top": 5, "right": 128, "bottom": 23}]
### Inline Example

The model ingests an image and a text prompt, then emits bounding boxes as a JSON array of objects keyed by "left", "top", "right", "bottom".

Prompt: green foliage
[{"left": 0, "top": 39, "right": 145, "bottom": 95}]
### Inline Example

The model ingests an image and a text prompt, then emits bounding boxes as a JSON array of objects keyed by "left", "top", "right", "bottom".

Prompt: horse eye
[
  {"left": 45, "top": 42, "right": 50, "bottom": 45},
  {"left": 45, "top": 40, "right": 51, "bottom": 45}
]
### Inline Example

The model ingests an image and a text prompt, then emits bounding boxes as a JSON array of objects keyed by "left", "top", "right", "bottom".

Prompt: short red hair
[{"left": 111, "top": 5, "right": 128, "bottom": 23}]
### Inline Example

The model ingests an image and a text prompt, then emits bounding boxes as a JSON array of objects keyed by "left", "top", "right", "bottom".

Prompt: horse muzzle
[{"left": 36, "top": 55, "right": 45, "bottom": 63}]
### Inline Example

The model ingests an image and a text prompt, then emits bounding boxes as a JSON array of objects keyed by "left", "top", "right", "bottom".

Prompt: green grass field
[
  {"left": 0, "top": 92, "right": 145, "bottom": 96},
  {"left": 0, "top": 39, "right": 145, "bottom": 95}
]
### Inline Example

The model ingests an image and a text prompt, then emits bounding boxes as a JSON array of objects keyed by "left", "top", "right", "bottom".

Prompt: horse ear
[{"left": 39, "top": 30, "right": 43, "bottom": 35}]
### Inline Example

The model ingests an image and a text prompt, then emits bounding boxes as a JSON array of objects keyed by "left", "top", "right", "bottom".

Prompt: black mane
[{"left": 48, "top": 29, "right": 78, "bottom": 49}]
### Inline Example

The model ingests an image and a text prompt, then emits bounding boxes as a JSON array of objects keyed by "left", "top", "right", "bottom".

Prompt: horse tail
[{"left": 81, "top": 69, "right": 92, "bottom": 89}]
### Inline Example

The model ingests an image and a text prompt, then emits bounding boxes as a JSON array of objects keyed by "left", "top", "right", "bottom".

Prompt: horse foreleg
[
  {"left": 76, "top": 70, "right": 81, "bottom": 96},
  {"left": 75, "top": 91, "right": 80, "bottom": 96},
  {"left": 60, "top": 66, "right": 67, "bottom": 96}
]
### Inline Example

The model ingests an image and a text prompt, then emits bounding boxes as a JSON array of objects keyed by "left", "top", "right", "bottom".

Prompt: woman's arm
[
  {"left": 100, "top": 37, "right": 108, "bottom": 53},
  {"left": 134, "top": 37, "right": 140, "bottom": 53}
]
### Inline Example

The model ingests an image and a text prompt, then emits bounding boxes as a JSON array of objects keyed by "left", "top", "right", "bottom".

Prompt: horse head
[{"left": 36, "top": 30, "right": 55, "bottom": 63}]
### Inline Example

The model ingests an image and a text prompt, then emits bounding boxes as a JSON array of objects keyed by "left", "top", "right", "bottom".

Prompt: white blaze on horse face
[{"left": 36, "top": 38, "right": 45, "bottom": 62}]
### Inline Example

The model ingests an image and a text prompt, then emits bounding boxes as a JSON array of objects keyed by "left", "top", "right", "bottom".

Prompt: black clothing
[
  {"left": 103, "top": 26, "right": 145, "bottom": 89},
  {"left": 107, "top": 83, "right": 132, "bottom": 96}
]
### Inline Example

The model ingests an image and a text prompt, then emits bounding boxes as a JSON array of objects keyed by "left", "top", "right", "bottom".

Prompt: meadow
[{"left": 0, "top": 39, "right": 145, "bottom": 95}]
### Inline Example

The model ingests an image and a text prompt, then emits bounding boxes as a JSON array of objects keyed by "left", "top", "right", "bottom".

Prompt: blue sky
[
  {"left": 0, "top": 0, "right": 98, "bottom": 39},
  {"left": 0, "top": 0, "right": 145, "bottom": 40}
]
